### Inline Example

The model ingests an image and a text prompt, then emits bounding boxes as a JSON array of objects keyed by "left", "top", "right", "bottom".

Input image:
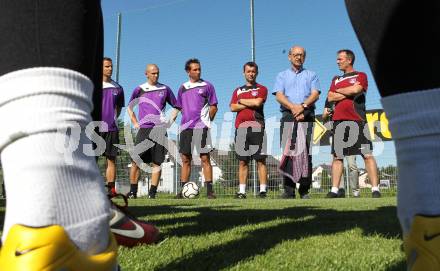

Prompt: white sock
[
  {"left": 371, "top": 186, "right": 380, "bottom": 192},
  {"left": 382, "top": 88, "right": 440, "bottom": 234},
  {"left": 0, "top": 68, "right": 110, "bottom": 254},
  {"left": 239, "top": 184, "right": 246, "bottom": 194},
  {"left": 331, "top": 187, "right": 339, "bottom": 194},
  {"left": 260, "top": 184, "right": 267, "bottom": 192}
]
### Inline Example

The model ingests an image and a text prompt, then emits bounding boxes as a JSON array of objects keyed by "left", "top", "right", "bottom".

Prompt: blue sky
[{"left": 101, "top": 0, "right": 396, "bottom": 167}]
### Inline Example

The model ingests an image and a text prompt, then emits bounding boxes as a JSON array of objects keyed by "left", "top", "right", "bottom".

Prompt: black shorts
[
  {"left": 234, "top": 127, "right": 266, "bottom": 162},
  {"left": 331, "top": 120, "right": 373, "bottom": 158},
  {"left": 135, "top": 127, "right": 167, "bottom": 165},
  {"left": 100, "top": 131, "right": 119, "bottom": 158},
  {"left": 179, "top": 128, "right": 213, "bottom": 156}
]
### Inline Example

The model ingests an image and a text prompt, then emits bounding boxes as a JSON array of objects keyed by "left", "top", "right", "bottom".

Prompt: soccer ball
[{"left": 182, "top": 182, "right": 200, "bottom": 199}]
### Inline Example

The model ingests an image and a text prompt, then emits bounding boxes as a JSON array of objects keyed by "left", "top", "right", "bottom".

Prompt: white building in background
[
  {"left": 115, "top": 157, "right": 177, "bottom": 196},
  {"left": 119, "top": 154, "right": 224, "bottom": 196},
  {"left": 136, "top": 156, "right": 176, "bottom": 196},
  {"left": 311, "top": 163, "right": 385, "bottom": 190},
  {"left": 311, "top": 164, "right": 330, "bottom": 189}
]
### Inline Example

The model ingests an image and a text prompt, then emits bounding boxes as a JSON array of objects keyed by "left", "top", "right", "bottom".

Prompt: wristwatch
[{"left": 301, "top": 103, "right": 308, "bottom": 109}]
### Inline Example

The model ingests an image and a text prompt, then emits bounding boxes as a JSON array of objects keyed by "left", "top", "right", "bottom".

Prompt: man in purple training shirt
[
  {"left": 175, "top": 58, "right": 218, "bottom": 199},
  {"left": 101, "top": 57, "right": 125, "bottom": 196},
  {"left": 127, "top": 64, "right": 178, "bottom": 199}
]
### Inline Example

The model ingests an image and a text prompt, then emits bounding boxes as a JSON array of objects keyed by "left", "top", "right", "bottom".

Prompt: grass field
[{"left": 0, "top": 196, "right": 405, "bottom": 271}]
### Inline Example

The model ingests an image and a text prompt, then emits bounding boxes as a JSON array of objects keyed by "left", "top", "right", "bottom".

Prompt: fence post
[{"left": 115, "top": 12, "right": 122, "bottom": 82}]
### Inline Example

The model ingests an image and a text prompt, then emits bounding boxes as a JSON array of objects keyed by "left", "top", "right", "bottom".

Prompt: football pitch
[
  {"left": 111, "top": 196, "right": 404, "bottom": 271},
  {"left": 0, "top": 197, "right": 404, "bottom": 270}
]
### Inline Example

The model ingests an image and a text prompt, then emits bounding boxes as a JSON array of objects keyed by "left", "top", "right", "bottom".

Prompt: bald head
[
  {"left": 289, "top": 46, "right": 306, "bottom": 56},
  {"left": 288, "top": 46, "right": 306, "bottom": 70},
  {"left": 145, "top": 64, "right": 159, "bottom": 85}
]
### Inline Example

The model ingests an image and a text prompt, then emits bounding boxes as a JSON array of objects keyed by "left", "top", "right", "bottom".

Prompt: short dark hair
[
  {"left": 337, "top": 49, "right": 355, "bottom": 65},
  {"left": 103, "top": 57, "right": 112, "bottom": 62},
  {"left": 185, "top": 58, "right": 200, "bottom": 71},
  {"left": 243, "top": 61, "right": 259, "bottom": 73}
]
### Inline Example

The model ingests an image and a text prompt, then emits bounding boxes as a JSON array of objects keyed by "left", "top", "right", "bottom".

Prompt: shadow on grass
[
  {"left": 0, "top": 199, "right": 403, "bottom": 270},
  {"left": 127, "top": 203, "right": 402, "bottom": 271},
  {"left": 386, "top": 260, "right": 406, "bottom": 271}
]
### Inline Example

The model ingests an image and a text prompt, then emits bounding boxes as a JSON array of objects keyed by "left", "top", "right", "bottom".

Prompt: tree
[
  {"left": 217, "top": 143, "right": 240, "bottom": 182},
  {"left": 379, "top": 165, "right": 398, "bottom": 186}
]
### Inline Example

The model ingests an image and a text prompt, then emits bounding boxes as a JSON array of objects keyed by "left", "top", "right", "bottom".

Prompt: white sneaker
[{"left": 352, "top": 190, "right": 360, "bottom": 198}]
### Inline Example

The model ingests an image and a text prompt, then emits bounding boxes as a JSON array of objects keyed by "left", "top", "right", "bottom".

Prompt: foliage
[{"left": 218, "top": 143, "right": 240, "bottom": 182}]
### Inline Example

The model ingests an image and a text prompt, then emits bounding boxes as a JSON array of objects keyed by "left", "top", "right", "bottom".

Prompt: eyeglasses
[{"left": 290, "top": 53, "right": 304, "bottom": 58}]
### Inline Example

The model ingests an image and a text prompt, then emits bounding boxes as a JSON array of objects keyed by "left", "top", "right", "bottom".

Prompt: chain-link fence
[
  {"left": 0, "top": 133, "right": 397, "bottom": 200},
  {"left": 96, "top": 121, "right": 397, "bottom": 198}
]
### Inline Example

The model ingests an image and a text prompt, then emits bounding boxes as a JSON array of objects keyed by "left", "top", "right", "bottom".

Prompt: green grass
[
  {"left": 0, "top": 197, "right": 405, "bottom": 270},
  {"left": 119, "top": 197, "right": 404, "bottom": 271}
]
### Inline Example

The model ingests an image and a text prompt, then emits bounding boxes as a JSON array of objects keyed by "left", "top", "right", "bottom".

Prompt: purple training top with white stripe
[
  {"left": 176, "top": 80, "right": 218, "bottom": 130},
  {"left": 101, "top": 80, "right": 124, "bottom": 132},
  {"left": 129, "top": 82, "right": 177, "bottom": 128}
]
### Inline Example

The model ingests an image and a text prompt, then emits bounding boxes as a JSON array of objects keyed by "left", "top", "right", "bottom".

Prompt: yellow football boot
[
  {"left": 404, "top": 215, "right": 440, "bottom": 271},
  {"left": 0, "top": 224, "right": 117, "bottom": 271}
]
